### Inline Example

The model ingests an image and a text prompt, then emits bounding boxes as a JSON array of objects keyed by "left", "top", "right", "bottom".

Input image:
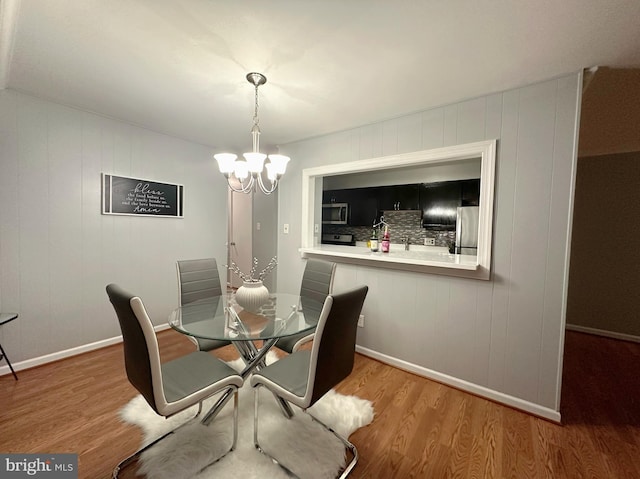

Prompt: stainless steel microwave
[{"left": 322, "top": 203, "right": 349, "bottom": 224}]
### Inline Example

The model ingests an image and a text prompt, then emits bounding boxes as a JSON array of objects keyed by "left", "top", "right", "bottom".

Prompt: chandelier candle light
[{"left": 215, "top": 73, "right": 290, "bottom": 195}]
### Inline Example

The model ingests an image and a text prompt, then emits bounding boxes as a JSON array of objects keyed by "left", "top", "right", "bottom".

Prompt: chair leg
[
  {"left": 196, "top": 388, "right": 239, "bottom": 475},
  {"left": 0, "top": 343, "right": 18, "bottom": 380},
  {"left": 253, "top": 386, "right": 300, "bottom": 478},
  {"left": 112, "top": 427, "right": 177, "bottom": 478},
  {"left": 113, "top": 387, "right": 239, "bottom": 478},
  {"left": 308, "top": 413, "right": 359, "bottom": 479},
  {"left": 252, "top": 386, "right": 359, "bottom": 478}
]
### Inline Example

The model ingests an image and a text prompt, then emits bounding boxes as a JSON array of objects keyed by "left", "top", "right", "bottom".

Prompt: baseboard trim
[
  {"left": 2, "top": 327, "right": 566, "bottom": 423},
  {"left": 355, "top": 345, "right": 561, "bottom": 423},
  {"left": 0, "top": 323, "right": 171, "bottom": 377},
  {"left": 566, "top": 324, "right": 640, "bottom": 343}
]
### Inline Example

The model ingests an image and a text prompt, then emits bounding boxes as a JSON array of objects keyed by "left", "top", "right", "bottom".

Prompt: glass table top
[{"left": 168, "top": 293, "right": 322, "bottom": 342}]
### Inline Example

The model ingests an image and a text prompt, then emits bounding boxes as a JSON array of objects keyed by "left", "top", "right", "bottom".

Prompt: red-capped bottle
[{"left": 381, "top": 228, "right": 390, "bottom": 253}]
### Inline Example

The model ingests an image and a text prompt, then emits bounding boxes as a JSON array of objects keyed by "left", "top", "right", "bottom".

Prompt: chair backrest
[
  {"left": 299, "top": 258, "right": 337, "bottom": 314},
  {"left": 177, "top": 258, "right": 223, "bottom": 306},
  {"left": 306, "top": 285, "right": 368, "bottom": 406},
  {"left": 106, "top": 283, "right": 163, "bottom": 414}
]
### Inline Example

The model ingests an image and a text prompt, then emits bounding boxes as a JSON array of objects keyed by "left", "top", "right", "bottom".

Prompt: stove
[{"left": 321, "top": 233, "right": 355, "bottom": 246}]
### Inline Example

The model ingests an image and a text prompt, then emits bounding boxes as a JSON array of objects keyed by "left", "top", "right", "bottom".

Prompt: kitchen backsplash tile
[{"left": 323, "top": 210, "right": 456, "bottom": 247}]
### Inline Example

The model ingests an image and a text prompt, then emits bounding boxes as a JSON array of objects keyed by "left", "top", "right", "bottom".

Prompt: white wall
[
  {"left": 276, "top": 73, "right": 581, "bottom": 420},
  {"left": 0, "top": 90, "right": 228, "bottom": 369}
]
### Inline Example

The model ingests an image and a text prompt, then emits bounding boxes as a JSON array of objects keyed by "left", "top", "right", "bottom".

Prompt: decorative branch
[
  {"left": 257, "top": 256, "right": 278, "bottom": 281},
  {"left": 226, "top": 256, "right": 277, "bottom": 283}
]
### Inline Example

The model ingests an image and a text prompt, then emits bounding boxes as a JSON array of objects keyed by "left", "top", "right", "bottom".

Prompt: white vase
[{"left": 235, "top": 281, "right": 270, "bottom": 312}]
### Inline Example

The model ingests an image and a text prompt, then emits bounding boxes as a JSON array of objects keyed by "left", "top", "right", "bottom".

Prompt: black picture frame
[{"left": 102, "top": 173, "right": 184, "bottom": 218}]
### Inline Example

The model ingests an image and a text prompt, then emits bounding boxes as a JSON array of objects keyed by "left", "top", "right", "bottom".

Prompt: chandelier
[{"left": 214, "top": 72, "right": 290, "bottom": 195}]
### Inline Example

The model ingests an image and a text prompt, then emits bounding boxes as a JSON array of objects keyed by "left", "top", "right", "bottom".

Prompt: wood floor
[{"left": 1, "top": 330, "right": 639, "bottom": 478}]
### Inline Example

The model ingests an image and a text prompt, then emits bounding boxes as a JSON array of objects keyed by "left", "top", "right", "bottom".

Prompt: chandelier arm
[
  {"left": 226, "top": 176, "right": 255, "bottom": 194},
  {"left": 256, "top": 174, "right": 278, "bottom": 195}
]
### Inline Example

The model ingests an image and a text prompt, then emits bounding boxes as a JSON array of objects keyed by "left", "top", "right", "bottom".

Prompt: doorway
[
  {"left": 227, "top": 188, "right": 279, "bottom": 291},
  {"left": 227, "top": 190, "right": 253, "bottom": 289}
]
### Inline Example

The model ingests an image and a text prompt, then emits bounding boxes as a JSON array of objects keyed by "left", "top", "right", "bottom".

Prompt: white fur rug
[{"left": 119, "top": 352, "right": 374, "bottom": 479}]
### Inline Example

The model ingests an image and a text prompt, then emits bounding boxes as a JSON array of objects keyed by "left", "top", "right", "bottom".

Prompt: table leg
[
  {"left": 200, "top": 387, "right": 235, "bottom": 425},
  {"left": 200, "top": 337, "right": 293, "bottom": 425},
  {"left": 273, "top": 391, "right": 295, "bottom": 418},
  {"left": 235, "top": 338, "right": 294, "bottom": 419},
  {"left": 234, "top": 340, "right": 267, "bottom": 370}
]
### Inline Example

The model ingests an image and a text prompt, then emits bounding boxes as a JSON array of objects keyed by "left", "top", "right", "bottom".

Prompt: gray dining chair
[
  {"left": 106, "top": 283, "right": 244, "bottom": 478},
  {"left": 250, "top": 285, "right": 368, "bottom": 478},
  {"left": 177, "top": 258, "right": 232, "bottom": 352},
  {"left": 275, "top": 258, "right": 337, "bottom": 354}
]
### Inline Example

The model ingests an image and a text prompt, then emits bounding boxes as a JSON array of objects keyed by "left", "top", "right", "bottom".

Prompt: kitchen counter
[{"left": 299, "top": 242, "right": 480, "bottom": 276}]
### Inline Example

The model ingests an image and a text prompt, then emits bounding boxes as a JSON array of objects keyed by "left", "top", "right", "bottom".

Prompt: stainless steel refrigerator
[{"left": 455, "top": 206, "right": 479, "bottom": 255}]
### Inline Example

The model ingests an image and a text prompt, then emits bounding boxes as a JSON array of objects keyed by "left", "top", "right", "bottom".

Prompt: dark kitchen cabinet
[
  {"left": 323, "top": 180, "right": 478, "bottom": 228},
  {"left": 461, "top": 179, "right": 480, "bottom": 206},
  {"left": 322, "top": 189, "right": 350, "bottom": 204},
  {"left": 346, "top": 188, "right": 378, "bottom": 226},
  {"left": 322, "top": 188, "right": 378, "bottom": 226},
  {"left": 420, "top": 181, "right": 460, "bottom": 229},
  {"left": 419, "top": 178, "right": 480, "bottom": 228},
  {"left": 377, "top": 184, "right": 420, "bottom": 212}
]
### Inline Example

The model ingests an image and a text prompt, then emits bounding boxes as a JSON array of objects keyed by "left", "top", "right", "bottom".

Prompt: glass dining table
[{"left": 168, "top": 293, "right": 322, "bottom": 423}]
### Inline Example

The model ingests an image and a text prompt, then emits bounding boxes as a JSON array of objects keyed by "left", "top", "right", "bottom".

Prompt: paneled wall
[
  {"left": 0, "top": 90, "right": 228, "bottom": 369},
  {"left": 276, "top": 73, "right": 581, "bottom": 420}
]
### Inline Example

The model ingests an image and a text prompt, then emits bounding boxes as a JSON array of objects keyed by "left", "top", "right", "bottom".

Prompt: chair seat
[
  {"left": 250, "top": 350, "right": 311, "bottom": 401},
  {"left": 194, "top": 338, "right": 232, "bottom": 352},
  {"left": 274, "top": 331, "right": 313, "bottom": 355},
  {"left": 162, "top": 351, "right": 241, "bottom": 404}
]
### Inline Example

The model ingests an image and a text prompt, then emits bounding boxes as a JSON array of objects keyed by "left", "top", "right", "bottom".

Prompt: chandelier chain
[{"left": 253, "top": 83, "right": 260, "bottom": 128}]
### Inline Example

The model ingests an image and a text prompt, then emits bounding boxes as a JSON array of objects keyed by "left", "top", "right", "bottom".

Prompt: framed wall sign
[{"left": 102, "top": 174, "right": 184, "bottom": 218}]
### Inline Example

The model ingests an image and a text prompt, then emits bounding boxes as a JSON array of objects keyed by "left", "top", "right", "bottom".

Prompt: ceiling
[{"left": 2, "top": 0, "right": 640, "bottom": 153}]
